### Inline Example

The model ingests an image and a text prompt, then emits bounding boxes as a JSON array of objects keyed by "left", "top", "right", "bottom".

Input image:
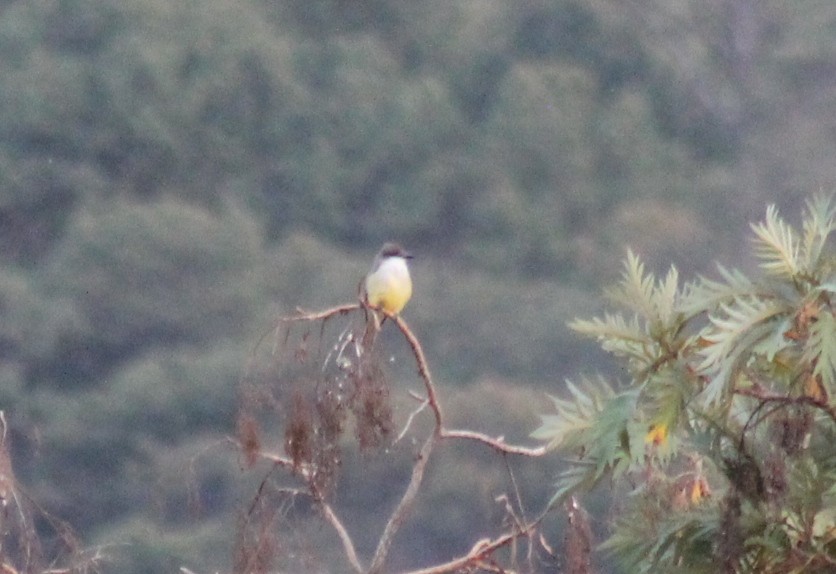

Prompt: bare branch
[
  {"left": 392, "top": 314, "right": 443, "bottom": 428},
  {"left": 440, "top": 429, "right": 546, "bottom": 457},
  {"left": 502, "top": 456, "right": 528, "bottom": 532},
  {"left": 394, "top": 399, "right": 429, "bottom": 445},
  {"left": 400, "top": 530, "right": 522, "bottom": 574},
  {"left": 283, "top": 303, "right": 362, "bottom": 323},
  {"left": 229, "top": 434, "right": 365, "bottom": 573},
  {"left": 226, "top": 437, "right": 302, "bottom": 473},
  {"left": 735, "top": 386, "right": 836, "bottom": 424},
  {"left": 241, "top": 306, "right": 554, "bottom": 574},
  {"left": 313, "top": 487, "right": 365, "bottom": 574},
  {"left": 369, "top": 431, "right": 439, "bottom": 574}
]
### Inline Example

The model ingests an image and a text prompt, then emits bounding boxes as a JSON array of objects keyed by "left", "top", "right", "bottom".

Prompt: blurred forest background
[{"left": 1, "top": 0, "right": 835, "bottom": 572}]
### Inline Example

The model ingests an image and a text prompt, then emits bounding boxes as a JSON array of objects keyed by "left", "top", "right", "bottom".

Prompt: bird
[{"left": 364, "top": 242, "right": 413, "bottom": 317}]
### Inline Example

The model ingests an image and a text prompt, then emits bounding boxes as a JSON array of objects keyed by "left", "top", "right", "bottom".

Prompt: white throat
[{"left": 376, "top": 256, "right": 410, "bottom": 279}]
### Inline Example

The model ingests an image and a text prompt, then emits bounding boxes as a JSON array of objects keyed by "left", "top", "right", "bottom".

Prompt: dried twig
[
  {"left": 239, "top": 305, "right": 553, "bottom": 574},
  {"left": 392, "top": 314, "right": 443, "bottom": 427},
  {"left": 313, "top": 485, "right": 364, "bottom": 574},
  {"left": 284, "top": 304, "right": 362, "bottom": 323},
  {"left": 735, "top": 386, "right": 836, "bottom": 424},
  {"left": 369, "top": 431, "right": 439, "bottom": 574},
  {"left": 440, "top": 429, "right": 547, "bottom": 456},
  {"left": 400, "top": 525, "right": 537, "bottom": 574},
  {"left": 394, "top": 399, "right": 429, "bottom": 445}
]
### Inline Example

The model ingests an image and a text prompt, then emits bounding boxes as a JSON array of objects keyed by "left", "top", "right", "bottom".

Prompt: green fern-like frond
[
  {"left": 606, "top": 249, "right": 656, "bottom": 318},
  {"left": 657, "top": 266, "right": 680, "bottom": 326},
  {"left": 679, "top": 265, "right": 757, "bottom": 317},
  {"left": 569, "top": 312, "right": 646, "bottom": 342},
  {"left": 699, "top": 298, "right": 787, "bottom": 372},
  {"left": 749, "top": 316, "right": 795, "bottom": 365},
  {"left": 544, "top": 197, "right": 836, "bottom": 573},
  {"left": 805, "top": 308, "right": 836, "bottom": 392},
  {"left": 569, "top": 313, "right": 650, "bottom": 362},
  {"left": 577, "top": 251, "right": 685, "bottom": 374},
  {"left": 601, "top": 503, "right": 718, "bottom": 574},
  {"left": 544, "top": 398, "right": 645, "bottom": 505},
  {"left": 750, "top": 205, "right": 800, "bottom": 279},
  {"left": 697, "top": 297, "right": 788, "bottom": 406},
  {"left": 532, "top": 377, "right": 616, "bottom": 451},
  {"left": 606, "top": 250, "right": 681, "bottom": 328},
  {"left": 535, "top": 378, "right": 642, "bottom": 500},
  {"left": 590, "top": 388, "right": 641, "bottom": 476},
  {"left": 641, "top": 366, "right": 693, "bottom": 459},
  {"left": 547, "top": 461, "right": 601, "bottom": 507},
  {"left": 800, "top": 194, "right": 836, "bottom": 273}
]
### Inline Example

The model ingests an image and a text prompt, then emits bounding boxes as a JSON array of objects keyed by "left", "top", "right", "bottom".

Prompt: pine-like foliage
[{"left": 533, "top": 196, "right": 836, "bottom": 573}]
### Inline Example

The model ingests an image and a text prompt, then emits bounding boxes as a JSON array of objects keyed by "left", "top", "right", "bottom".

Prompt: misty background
[{"left": 1, "top": 0, "right": 835, "bottom": 572}]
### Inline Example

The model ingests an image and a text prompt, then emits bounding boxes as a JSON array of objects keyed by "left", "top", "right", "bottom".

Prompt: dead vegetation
[{"left": 232, "top": 302, "right": 591, "bottom": 574}]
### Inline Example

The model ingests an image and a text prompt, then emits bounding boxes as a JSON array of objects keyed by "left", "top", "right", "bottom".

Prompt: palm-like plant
[{"left": 534, "top": 196, "right": 836, "bottom": 573}]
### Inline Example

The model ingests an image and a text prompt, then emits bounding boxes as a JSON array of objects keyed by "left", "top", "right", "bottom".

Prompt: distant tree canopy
[{"left": 2, "top": 0, "right": 835, "bottom": 276}]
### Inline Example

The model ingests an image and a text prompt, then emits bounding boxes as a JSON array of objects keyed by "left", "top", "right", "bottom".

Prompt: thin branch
[
  {"left": 282, "top": 303, "right": 361, "bottom": 323},
  {"left": 394, "top": 399, "right": 429, "bottom": 445},
  {"left": 739, "top": 399, "right": 784, "bottom": 453},
  {"left": 440, "top": 429, "right": 546, "bottom": 457},
  {"left": 366, "top": 314, "right": 446, "bottom": 573},
  {"left": 229, "top": 435, "right": 364, "bottom": 573},
  {"left": 226, "top": 437, "right": 302, "bottom": 473},
  {"left": 313, "top": 486, "right": 364, "bottom": 574},
  {"left": 492, "top": 493, "right": 525, "bottom": 569},
  {"left": 369, "top": 431, "right": 439, "bottom": 574},
  {"left": 400, "top": 525, "right": 535, "bottom": 574},
  {"left": 407, "top": 390, "right": 425, "bottom": 402},
  {"left": 393, "top": 314, "right": 443, "bottom": 428},
  {"left": 735, "top": 386, "right": 836, "bottom": 424},
  {"left": 43, "top": 546, "right": 110, "bottom": 574},
  {"left": 502, "top": 454, "right": 528, "bottom": 532}
]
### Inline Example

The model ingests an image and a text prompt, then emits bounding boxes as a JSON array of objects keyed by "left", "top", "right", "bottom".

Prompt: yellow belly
[{"left": 366, "top": 270, "right": 412, "bottom": 315}]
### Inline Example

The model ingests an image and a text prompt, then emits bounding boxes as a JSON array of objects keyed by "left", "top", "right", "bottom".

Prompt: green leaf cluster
[{"left": 534, "top": 196, "right": 836, "bottom": 572}]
